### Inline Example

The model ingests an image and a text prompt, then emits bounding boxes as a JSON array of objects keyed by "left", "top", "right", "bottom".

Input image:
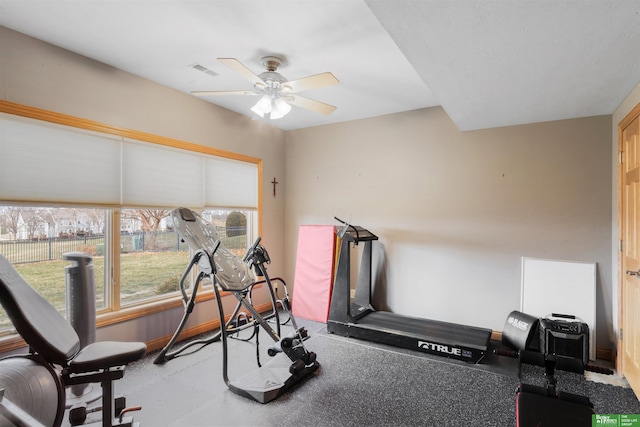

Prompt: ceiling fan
[{"left": 191, "top": 56, "right": 339, "bottom": 119}]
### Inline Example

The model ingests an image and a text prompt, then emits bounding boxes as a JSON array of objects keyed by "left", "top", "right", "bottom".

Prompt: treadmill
[{"left": 327, "top": 219, "right": 492, "bottom": 363}]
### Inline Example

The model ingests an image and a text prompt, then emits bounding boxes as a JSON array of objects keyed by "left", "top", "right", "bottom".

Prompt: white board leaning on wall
[{"left": 520, "top": 257, "right": 596, "bottom": 362}]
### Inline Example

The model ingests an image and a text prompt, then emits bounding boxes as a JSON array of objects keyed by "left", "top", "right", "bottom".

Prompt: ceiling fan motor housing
[
  {"left": 257, "top": 71, "right": 287, "bottom": 89},
  {"left": 256, "top": 56, "right": 288, "bottom": 92},
  {"left": 261, "top": 55, "right": 284, "bottom": 71}
]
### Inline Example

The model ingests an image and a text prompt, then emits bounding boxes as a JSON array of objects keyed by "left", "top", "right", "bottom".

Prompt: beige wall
[
  {"left": 0, "top": 27, "right": 287, "bottom": 345},
  {"left": 286, "top": 107, "right": 613, "bottom": 348}
]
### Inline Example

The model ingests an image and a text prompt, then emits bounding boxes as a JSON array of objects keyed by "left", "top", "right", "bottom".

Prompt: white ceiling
[{"left": 1, "top": 0, "right": 639, "bottom": 131}]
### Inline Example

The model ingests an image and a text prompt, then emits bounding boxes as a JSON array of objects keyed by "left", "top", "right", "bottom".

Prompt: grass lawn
[
  {"left": 0, "top": 250, "right": 191, "bottom": 330},
  {"left": 0, "top": 232, "right": 248, "bottom": 333}
]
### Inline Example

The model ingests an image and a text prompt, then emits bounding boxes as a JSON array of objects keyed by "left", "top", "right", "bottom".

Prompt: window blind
[
  {"left": 0, "top": 113, "right": 259, "bottom": 209},
  {"left": 0, "top": 113, "right": 121, "bottom": 204},
  {"left": 205, "top": 156, "right": 258, "bottom": 209},
  {"left": 122, "top": 139, "right": 204, "bottom": 208}
]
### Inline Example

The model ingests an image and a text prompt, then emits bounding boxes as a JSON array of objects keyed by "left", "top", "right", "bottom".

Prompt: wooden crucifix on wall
[{"left": 271, "top": 177, "right": 279, "bottom": 197}]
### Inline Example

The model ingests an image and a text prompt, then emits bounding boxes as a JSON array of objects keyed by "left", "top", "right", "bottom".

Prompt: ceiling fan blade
[
  {"left": 218, "top": 58, "right": 266, "bottom": 87},
  {"left": 191, "top": 90, "right": 258, "bottom": 96},
  {"left": 282, "top": 72, "right": 339, "bottom": 93},
  {"left": 287, "top": 95, "right": 337, "bottom": 115}
]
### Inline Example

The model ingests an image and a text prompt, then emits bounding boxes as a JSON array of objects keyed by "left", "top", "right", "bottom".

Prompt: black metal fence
[
  {"left": 0, "top": 227, "right": 247, "bottom": 265},
  {"left": 0, "top": 235, "right": 106, "bottom": 264}
]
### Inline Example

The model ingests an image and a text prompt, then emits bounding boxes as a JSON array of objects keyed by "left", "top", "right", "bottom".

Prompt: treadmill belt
[{"left": 358, "top": 311, "right": 491, "bottom": 350}]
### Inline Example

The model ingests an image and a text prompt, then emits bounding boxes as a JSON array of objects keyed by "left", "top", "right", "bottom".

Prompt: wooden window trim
[{"left": 0, "top": 100, "right": 265, "bottom": 352}]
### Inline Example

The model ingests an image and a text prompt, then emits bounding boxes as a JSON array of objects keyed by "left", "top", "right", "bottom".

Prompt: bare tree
[
  {"left": 1, "top": 207, "right": 25, "bottom": 240},
  {"left": 122, "top": 209, "right": 171, "bottom": 250},
  {"left": 0, "top": 207, "right": 17, "bottom": 240},
  {"left": 21, "top": 208, "right": 45, "bottom": 239}
]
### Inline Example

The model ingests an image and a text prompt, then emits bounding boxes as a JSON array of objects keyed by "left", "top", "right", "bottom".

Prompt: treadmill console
[{"left": 334, "top": 218, "right": 378, "bottom": 243}]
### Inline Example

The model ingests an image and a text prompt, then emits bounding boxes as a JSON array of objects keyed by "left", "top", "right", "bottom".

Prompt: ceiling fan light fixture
[
  {"left": 270, "top": 97, "right": 291, "bottom": 120},
  {"left": 251, "top": 94, "right": 291, "bottom": 120},
  {"left": 251, "top": 94, "right": 271, "bottom": 117}
]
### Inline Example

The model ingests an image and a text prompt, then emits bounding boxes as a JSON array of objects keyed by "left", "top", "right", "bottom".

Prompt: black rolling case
[{"left": 539, "top": 313, "right": 589, "bottom": 364}]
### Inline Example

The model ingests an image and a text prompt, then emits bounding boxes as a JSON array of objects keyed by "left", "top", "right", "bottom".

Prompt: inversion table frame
[{"left": 154, "top": 208, "right": 318, "bottom": 403}]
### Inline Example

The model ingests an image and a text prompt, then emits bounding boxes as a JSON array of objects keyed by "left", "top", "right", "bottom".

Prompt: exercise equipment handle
[
  {"left": 334, "top": 217, "right": 359, "bottom": 242},
  {"left": 243, "top": 237, "right": 262, "bottom": 262},
  {"left": 119, "top": 406, "right": 142, "bottom": 422}
]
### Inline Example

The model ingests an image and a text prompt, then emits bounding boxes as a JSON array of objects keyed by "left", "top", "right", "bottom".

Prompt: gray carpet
[{"left": 67, "top": 319, "right": 640, "bottom": 426}]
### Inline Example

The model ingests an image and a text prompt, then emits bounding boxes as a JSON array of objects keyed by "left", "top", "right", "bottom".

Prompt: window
[
  {"left": 0, "top": 206, "right": 256, "bottom": 335},
  {"left": 119, "top": 209, "right": 190, "bottom": 306},
  {"left": 116, "top": 208, "right": 256, "bottom": 308},
  {"left": 119, "top": 208, "right": 255, "bottom": 306},
  {"left": 0, "top": 207, "right": 106, "bottom": 335},
  {"left": 0, "top": 104, "right": 262, "bottom": 341}
]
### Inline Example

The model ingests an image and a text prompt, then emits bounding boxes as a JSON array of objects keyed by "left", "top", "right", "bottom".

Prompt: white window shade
[
  {"left": 0, "top": 113, "right": 260, "bottom": 210},
  {"left": 0, "top": 114, "right": 121, "bottom": 204},
  {"left": 205, "top": 156, "right": 258, "bottom": 209},
  {"left": 122, "top": 139, "right": 204, "bottom": 208}
]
